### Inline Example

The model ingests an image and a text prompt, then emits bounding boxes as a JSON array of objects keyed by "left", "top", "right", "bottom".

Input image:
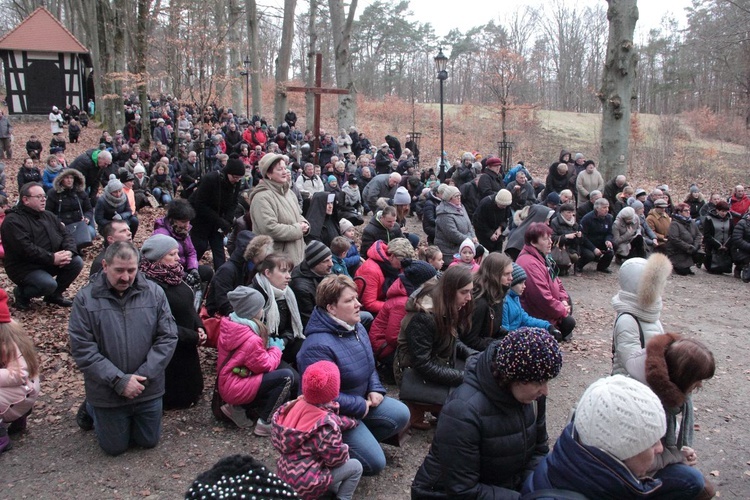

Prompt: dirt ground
[{"left": 1, "top": 121, "right": 749, "bottom": 498}]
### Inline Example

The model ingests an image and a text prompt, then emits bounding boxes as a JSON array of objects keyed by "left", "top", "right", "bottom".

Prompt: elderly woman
[
  {"left": 516, "top": 223, "right": 575, "bottom": 341},
  {"left": 667, "top": 202, "right": 704, "bottom": 275},
  {"left": 297, "top": 275, "right": 410, "bottom": 476},
  {"left": 612, "top": 206, "right": 645, "bottom": 263},
  {"left": 395, "top": 266, "right": 476, "bottom": 429},
  {"left": 412, "top": 327, "right": 563, "bottom": 498},
  {"left": 46, "top": 168, "right": 96, "bottom": 239},
  {"left": 139, "top": 235, "right": 205, "bottom": 409},
  {"left": 549, "top": 203, "right": 582, "bottom": 275},
  {"left": 249, "top": 153, "right": 310, "bottom": 265},
  {"left": 434, "top": 185, "right": 476, "bottom": 267}
]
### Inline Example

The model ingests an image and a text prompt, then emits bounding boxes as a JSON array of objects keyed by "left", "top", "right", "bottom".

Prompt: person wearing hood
[
  {"left": 613, "top": 206, "right": 645, "bottom": 263},
  {"left": 355, "top": 238, "right": 414, "bottom": 315},
  {"left": 434, "top": 185, "right": 477, "bottom": 265},
  {"left": 204, "top": 232, "right": 272, "bottom": 317},
  {"left": 360, "top": 205, "right": 404, "bottom": 257},
  {"left": 667, "top": 202, "right": 704, "bottom": 275},
  {"left": 516, "top": 223, "right": 576, "bottom": 340},
  {"left": 248, "top": 154, "right": 310, "bottom": 266},
  {"left": 505, "top": 204, "right": 554, "bottom": 261},
  {"left": 463, "top": 253, "right": 514, "bottom": 351},
  {"left": 189, "top": 156, "right": 243, "bottom": 269},
  {"left": 611, "top": 253, "right": 672, "bottom": 376},
  {"left": 297, "top": 275, "right": 410, "bottom": 476},
  {"left": 369, "top": 259, "right": 437, "bottom": 374},
  {"left": 700, "top": 200, "right": 732, "bottom": 274},
  {"left": 94, "top": 174, "right": 139, "bottom": 237},
  {"left": 473, "top": 189, "right": 512, "bottom": 253},
  {"left": 523, "top": 375, "right": 709, "bottom": 499},
  {"left": 305, "top": 192, "right": 341, "bottom": 248},
  {"left": 411, "top": 327, "right": 562, "bottom": 498},
  {"left": 46, "top": 168, "right": 95, "bottom": 240},
  {"left": 420, "top": 186, "right": 442, "bottom": 245}
]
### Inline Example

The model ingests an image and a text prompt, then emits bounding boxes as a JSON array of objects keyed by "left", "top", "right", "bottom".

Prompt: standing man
[
  {"left": 69, "top": 241, "right": 177, "bottom": 456},
  {"left": 0, "top": 110, "right": 12, "bottom": 159},
  {"left": 1, "top": 182, "right": 83, "bottom": 310}
]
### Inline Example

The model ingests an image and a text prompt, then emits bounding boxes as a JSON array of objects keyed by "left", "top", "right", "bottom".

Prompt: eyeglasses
[{"left": 26, "top": 194, "right": 47, "bottom": 200}]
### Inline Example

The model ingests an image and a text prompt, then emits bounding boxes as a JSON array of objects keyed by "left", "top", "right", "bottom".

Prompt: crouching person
[
  {"left": 69, "top": 241, "right": 178, "bottom": 456},
  {"left": 522, "top": 375, "right": 711, "bottom": 499}
]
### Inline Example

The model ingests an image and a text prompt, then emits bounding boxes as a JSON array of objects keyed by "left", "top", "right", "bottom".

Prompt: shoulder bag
[{"left": 65, "top": 198, "right": 92, "bottom": 250}]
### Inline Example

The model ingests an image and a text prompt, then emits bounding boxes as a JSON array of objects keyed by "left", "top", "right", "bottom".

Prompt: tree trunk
[
  {"left": 328, "top": 0, "right": 357, "bottom": 130},
  {"left": 274, "top": 0, "right": 297, "bottom": 125},
  {"left": 245, "top": 0, "right": 262, "bottom": 117},
  {"left": 93, "top": 0, "right": 125, "bottom": 133},
  {"left": 305, "top": 0, "right": 318, "bottom": 131},
  {"left": 227, "top": 0, "right": 243, "bottom": 114},
  {"left": 136, "top": 0, "right": 151, "bottom": 148},
  {"left": 598, "top": 0, "right": 638, "bottom": 181}
]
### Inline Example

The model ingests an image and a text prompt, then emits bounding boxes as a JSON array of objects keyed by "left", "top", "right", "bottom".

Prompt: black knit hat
[
  {"left": 401, "top": 259, "right": 438, "bottom": 291},
  {"left": 224, "top": 157, "right": 245, "bottom": 176},
  {"left": 185, "top": 455, "right": 298, "bottom": 499},
  {"left": 305, "top": 240, "right": 332, "bottom": 268}
]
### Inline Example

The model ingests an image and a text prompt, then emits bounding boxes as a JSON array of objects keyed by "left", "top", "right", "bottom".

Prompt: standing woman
[
  {"left": 251, "top": 254, "right": 305, "bottom": 367},
  {"left": 394, "top": 266, "right": 475, "bottom": 428},
  {"left": 461, "top": 252, "right": 514, "bottom": 351},
  {"left": 249, "top": 154, "right": 310, "bottom": 265},
  {"left": 411, "top": 327, "right": 562, "bottom": 498},
  {"left": 297, "top": 275, "right": 410, "bottom": 476},
  {"left": 139, "top": 235, "right": 205, "bottom": 409},
  {"left": 516, "top": 222, "right": 576, "bottom": 341}
]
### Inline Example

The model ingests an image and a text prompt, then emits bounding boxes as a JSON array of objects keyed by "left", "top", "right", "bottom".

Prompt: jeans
[
  {"left": 653, "top": 463, "right": 705, "bottom": 499},
  {"left": 329, "top": 458, "right": 363, "bottom": 500},
  {"left": 87, "top": 398, "right": 163, "bottom": 456},
  {"left": 240, "top": 366, "right": 298, "bottom": 421},
  {"left": 18, "top": 256, "right": 83, "bottom": 299},
  {"left": 343, "top": 396, "right": 410, "bottom": 476},
  {"left": 152, "top": 188, "right": 172, "bottom": 205}
]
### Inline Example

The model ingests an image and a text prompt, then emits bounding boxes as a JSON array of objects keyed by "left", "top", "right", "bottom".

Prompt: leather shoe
[
  {"left": 44, "top": 295, "right": 73, "bottom": 307},
  {"left": 12, "top": 287, "right": 31, "bottom": 311}
]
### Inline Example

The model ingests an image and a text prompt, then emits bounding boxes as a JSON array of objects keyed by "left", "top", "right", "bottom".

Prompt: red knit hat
[
  {"left": 0, "top": 289, "right": 11, "bottom": 323},
  {"left": 302, "top": 361, "right": 340, "bottom": 405}
]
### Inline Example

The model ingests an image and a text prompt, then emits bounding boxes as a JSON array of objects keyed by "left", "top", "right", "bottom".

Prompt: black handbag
[
  {"left": 66, "top": 220, "right": 92, "bottom": 250},
  {"left": 398, "top": 367, "right": 451, "bottom": 405},
  {"left": 709, "top": 249, "right": 732, "bottom": 274}
]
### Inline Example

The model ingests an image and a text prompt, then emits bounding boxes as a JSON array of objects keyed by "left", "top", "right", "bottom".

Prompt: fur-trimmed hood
[
  {"left": 645, "top": 332, "right": 685, "bottom": 408},
  {"left": 52, "top": 168, "right": 86, "bottom": 193}
]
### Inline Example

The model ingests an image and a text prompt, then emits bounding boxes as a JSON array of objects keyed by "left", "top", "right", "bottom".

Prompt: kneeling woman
[
  {"left": 297, "top": 275, "right": 409, "bottom": 476},
  {"left": 411, "top": 327, "right": 562, "bottom": 498}
]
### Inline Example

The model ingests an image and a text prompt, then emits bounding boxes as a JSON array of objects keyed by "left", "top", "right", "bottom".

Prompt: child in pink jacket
[
  {"left": 272, "top": 361, "right": 362, "bottom": 500},
  {"left": 217, "top": 286, "right": 298, "bottom": 436}
]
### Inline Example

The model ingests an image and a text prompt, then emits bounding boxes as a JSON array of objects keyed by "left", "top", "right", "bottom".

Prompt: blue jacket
[
  {"left": 297, "top": 307, "right": 385, "bottom": 419},
  {"left": 502, "top": 289, "right": 550, "bottom": 331},
  {"left": 343, "top": 241, "right": 360, "bottom": 271},
  {"left": 523, "top": 422, "right": 663, "bottom": 499},
  {"left": 331, "top": 255, "right": 350, "bottom": 277},
  {"left": 580, "top": 210, "right": 614, "bottom": 251}
]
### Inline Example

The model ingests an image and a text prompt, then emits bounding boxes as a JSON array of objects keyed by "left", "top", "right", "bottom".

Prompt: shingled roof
[{"left": 0, "top": 7, "right": 89, "bottom": 54}]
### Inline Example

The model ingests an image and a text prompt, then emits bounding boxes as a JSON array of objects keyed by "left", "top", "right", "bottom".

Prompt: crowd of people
[{"left": 0, "top": 100, "right": 738, "bottom": 499}]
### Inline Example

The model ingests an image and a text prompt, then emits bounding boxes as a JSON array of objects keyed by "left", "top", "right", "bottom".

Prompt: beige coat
[
  {"left": 249, "top": 179, "right": 308, "bottom": 265},
  {"left": 576, "top": 169, "right": 605, "bottom": 201}
]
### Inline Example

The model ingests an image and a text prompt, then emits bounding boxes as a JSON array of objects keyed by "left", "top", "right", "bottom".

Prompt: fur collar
[{"left": 645, "top": 333, "right": 685, "bottom": 408}]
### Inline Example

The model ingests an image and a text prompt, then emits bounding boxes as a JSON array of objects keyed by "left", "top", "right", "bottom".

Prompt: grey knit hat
[
  {"left": 104, "top": 174, "right": 123, "bottom": 194},
  {"left": 227, "top": 286, "right": 266, "bottom": 320},
  {"left": 511, "top": 262, "right": 527, "bottom": 287},
  {"left": 141, "top": 234, "right": 178, "bottom": 262}
]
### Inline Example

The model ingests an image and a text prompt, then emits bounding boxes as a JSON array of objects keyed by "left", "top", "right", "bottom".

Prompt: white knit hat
[{"left": 575, "top": 375, "right": 666, "bottom": 461}]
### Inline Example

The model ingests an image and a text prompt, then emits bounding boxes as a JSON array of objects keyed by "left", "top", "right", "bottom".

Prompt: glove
[
  {"left": 268, "top": 337, "right": 285, "bottom": 351},
  {"left": 184, "top": 269, "right": 201, "bottom": 287}
]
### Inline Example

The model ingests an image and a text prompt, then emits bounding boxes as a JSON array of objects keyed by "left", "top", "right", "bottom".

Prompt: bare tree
[
  {"left": 598, "top": 0, "right": 638, "bottom": 180},
  {"left": 305, "top": 0, "right": 318, "bottom": 130},
  {"left": 245, "top": 0, "right": 262, "bottom": 116},
  {"left": 328, "top": 0, "right": 357, "bottom": 129},
  {"left": 274, "top": 0, "right": 297, "bottom": 125}
]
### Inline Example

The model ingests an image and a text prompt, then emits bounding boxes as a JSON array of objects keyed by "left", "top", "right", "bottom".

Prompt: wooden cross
[{"left": 286, "top": 53, "right": 349, "bottom": 159}]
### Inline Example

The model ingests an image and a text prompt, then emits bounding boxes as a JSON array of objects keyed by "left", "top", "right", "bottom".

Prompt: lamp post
[
  {"left": 240, "top": 57, "right": 251, "bottom": 120},
  {"left": 435, "top": 48, "right": 448, "bottom": 181}
]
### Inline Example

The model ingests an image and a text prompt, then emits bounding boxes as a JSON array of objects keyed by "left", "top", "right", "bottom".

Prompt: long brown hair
[
  {"left": 473, "top": 252, "right": 512, "bottom": 305},
  {"left": 432, "top": 266, "right": 473, "bottom": 339},
  {"left": 0, "top": 321, "right": 39, "bottom": 378},
  {"left": 665, "top": 338, "right": 715, "bottom": 393}
]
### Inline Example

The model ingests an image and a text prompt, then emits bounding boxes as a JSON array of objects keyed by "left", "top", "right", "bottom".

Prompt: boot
[
  {"left": 695, "top": 477, "right": 716, "bottom": 500},
  {"left": 406, "top": 402, "right": 431, "bottom": 431},
  {"left": 0, "top": 426, "right": 12, "bottom": 454}
]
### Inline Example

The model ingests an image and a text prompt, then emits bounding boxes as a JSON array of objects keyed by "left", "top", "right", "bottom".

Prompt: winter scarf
[
  {"left": 376, "top": 259, "right": 401, "bottom": 297},
  {"left": 104, "top": 190, "right": 125, "bottom": 209},
  {"left": 254, "top": 273, "right": 304, "bottom": 339},
  {"left": 45, "top": 163, "right": 62, "bottom": 175},
  {"left": 139, "top": 259, "right": 184, "bottom": 286},
  {"left": 672, "top": 212, "right": 692, "bottom": 223}
]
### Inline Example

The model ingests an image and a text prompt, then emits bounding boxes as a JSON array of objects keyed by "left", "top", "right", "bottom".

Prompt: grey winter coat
[
  {"left": 666, "top": 217, "right": 702, "bottom": 269},
  {"left": 434, "top": 201, "right": 476, "bottom": 258},
  {"left": 69, "top": 272, "right": 178, "bottom": 408}
]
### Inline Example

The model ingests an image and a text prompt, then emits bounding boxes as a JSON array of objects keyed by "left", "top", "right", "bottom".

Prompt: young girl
[
  {"left": 272, "top": 360, "right": 362, "bottom": 500},
  {"left": 338, "top": 218, "right": 362, "bottom": 275},
  {"left": 0, "top": 289, "right": 40, "bottom": 453},
  {"left": 421, "top": 245, "right": 444, "bottom": 272},
  {"left": 502, "top": 263, "right": 562, "bottom": 341},
  {"left": 449, "top": 238, "right": 480, "bottom": 272},
  {"left": 218, "top": 286, "right": 298, "bottom": 436}
]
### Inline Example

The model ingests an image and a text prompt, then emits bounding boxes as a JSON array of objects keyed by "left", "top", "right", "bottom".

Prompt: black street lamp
[
  {"left": 240, "top": 57, "right": 251, "bottom": 119},
  {"left": 435, "top": 48, "right": 448, "bottom": 181}
]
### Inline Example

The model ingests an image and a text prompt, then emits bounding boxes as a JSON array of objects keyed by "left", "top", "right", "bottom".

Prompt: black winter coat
[
  {"left": 731, "top": 214, "right": 750, "bottom": 263},
  {"left": 290, "top": 261, "right": 324, "bottom": 327},
  {"left": 421, "top": 193, "right": 440, "bottom": 244},
  {"left": 360, "top": 214, "right": 404, "bottom": 257},
  {"left": 472, "top": 195, "right": 510, "bottom": 253},
  {"left": 189, "top": 170, "right": 240, "bottom": 235},
  {"left": 398, "top": 310, "right": 464, "bottom": 387},
  {"left": 204, "top": 231, "right": 255, "bottom": 316},
  {"left": 70, "top": 149, "right": 103, "bottom": 205},
  {"left": 17, "top": 166, "right": 42, "bottom": 191},
  {"left": 1, "top": 204, "right": 77, "bottom": 284},
  {"left": 462, "top": 296, "right": 507, "bottom": 351},
  {"left": 45, "top": 169, "right": 93, "bottom": 225},
  {"left": 412, "top": 347, "right": 549, "bottom": 498},
  {"left": 477, "top": 169, "right": 503, "bottom": 198},
  {"left": 459, "top": 180, "right": 482, "bottom": 219}
]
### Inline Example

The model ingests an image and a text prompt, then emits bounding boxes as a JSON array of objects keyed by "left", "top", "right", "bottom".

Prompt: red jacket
[
  {"left": 217, "top": 317, "right": 282, "bottom": 406},
  {"left": 730, "top": 194, "right": 750, "bottom": 224},
  {"left": 368, "top": 278, "right": 409, "bottom": 360},
  {"left": 517, "top": 244, "right": 570, "bottom": 326},
  {"left": 355, "top": 240, "right": 397, "bottom": 315}
]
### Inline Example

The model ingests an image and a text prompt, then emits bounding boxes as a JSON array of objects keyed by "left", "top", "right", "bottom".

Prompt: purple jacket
[{"left": 153, "top": 217, "right": 199, "bottom": 270}]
